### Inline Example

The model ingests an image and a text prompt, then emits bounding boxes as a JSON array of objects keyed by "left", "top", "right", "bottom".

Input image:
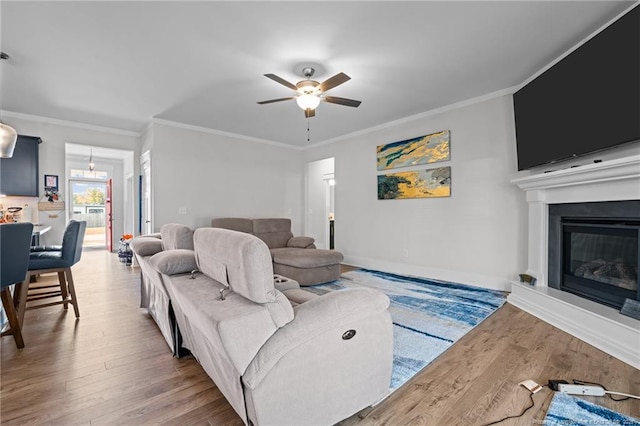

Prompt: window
[{"left": 70, "top": 169, "right": 108, "bottom": 179}]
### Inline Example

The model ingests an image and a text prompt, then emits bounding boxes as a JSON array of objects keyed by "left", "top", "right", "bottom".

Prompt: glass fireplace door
[{"left": 562, "top": 221, "right": 639, "bottom": 309}]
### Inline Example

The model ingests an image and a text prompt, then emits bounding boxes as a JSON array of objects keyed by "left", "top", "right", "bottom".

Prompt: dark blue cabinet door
[{"left": 0, "top": 135, "right": 41, "bottom": 197}]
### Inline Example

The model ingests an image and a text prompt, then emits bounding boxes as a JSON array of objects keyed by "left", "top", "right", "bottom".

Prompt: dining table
[{"left": 31, "top": 224, "right": 52, "bottom": 246}]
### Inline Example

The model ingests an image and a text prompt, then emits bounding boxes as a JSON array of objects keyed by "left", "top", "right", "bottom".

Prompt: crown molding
[
  {"left": 151, "top": 118, "right": 303, "bottom": 151},
  {"left": 3, "top": 81, "right": 519, "bottom": 151},
  {"left": 306, "top": 85, "right": 518, "bottom": 149},
  {"left": 1, "top": 110, "right": 141, "bottom": 137}
]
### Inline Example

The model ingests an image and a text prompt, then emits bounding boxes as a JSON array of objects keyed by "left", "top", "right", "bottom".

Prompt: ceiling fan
[{"left": 257, "top": 67, "right": 361, "bottom": 118}]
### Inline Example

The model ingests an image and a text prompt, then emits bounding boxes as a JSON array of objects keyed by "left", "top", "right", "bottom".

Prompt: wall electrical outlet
[{"left": 178, "top": 207, "right": 187, "bottom": 215}]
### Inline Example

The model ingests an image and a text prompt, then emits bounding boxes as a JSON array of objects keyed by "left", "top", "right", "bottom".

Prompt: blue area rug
[
  {"left": 544, "top": 392, "right": 640, "bottom": 425},
  {"left": 308, "top": 269, "right": 507, "bottom": 392}
]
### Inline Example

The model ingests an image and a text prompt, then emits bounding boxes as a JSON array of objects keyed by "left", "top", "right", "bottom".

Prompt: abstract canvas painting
[
  {"left": 377, "top": 130, "right": 450, "bottom": 171},
  {"left": 378, "top": 167, "right": 451, "bottom": 200}
]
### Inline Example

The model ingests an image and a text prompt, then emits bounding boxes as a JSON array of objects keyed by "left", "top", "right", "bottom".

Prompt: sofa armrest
[
  {"left": 242, "top": 287, "right": 392, "bottom": 389},
  {"left": 149, "top": 249, "right": 198, "bottom": 276},
  {"left": 286, "top": 236, "right": 315, "bottom": 249}
]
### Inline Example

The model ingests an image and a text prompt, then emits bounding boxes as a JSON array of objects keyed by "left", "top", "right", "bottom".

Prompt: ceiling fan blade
[
  {"left": 323, "top": 96, "right": 361, "bottom": 108},
  {"left": 257, "top": 97, "right": 295, "bottom": 105},
  {"left": 304, "top": 108, "right": 315, "bottom": 118},
  {"left": 264, "top": 74, "right": 298, "bottom": 91},
  {"left": 317, "top": 72, "right": 350, "bottom": 92}
]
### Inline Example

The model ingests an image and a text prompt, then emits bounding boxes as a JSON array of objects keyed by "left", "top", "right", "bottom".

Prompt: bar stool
[{"left": 16, "top": 220, "right": 86, "bottom": 324}]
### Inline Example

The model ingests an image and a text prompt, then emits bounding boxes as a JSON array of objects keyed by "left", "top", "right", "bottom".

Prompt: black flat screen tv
[{"left": 513, "top": 5, "right": 639, "bottom": 171}]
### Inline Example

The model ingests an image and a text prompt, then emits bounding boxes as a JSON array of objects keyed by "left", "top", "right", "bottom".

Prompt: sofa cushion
[
  {"left": 160, "top": 223, "right": 194, "bottom": 251},
  {"left": 251, "top": 218, "right": 290, "bottom": 233},
  {"left": 211, "top": 218, "right": 254, "bottom": 234},
  {"left": 194, "top": 228, "right": 275, "bottom": 303},
  {"left": 28, "top": 250, "right": 64, "bottom": 270},
  {"left": 150, "top": 249, "right": 198, "bottom": 276},
  {"left": 271, "top": 248, "right": 344, "bottom": 268},
  {"left": 164, "top": 273, "right": 283, "bottom": 378},
  {"left": 252, "top": 218, "right": 294, "bottom": 249},
  {"left": 130, "top": 237, "right": 163, "bottom": 257},
  {"left": 287, "top": 236, "right": 315, "bottom": 249}
]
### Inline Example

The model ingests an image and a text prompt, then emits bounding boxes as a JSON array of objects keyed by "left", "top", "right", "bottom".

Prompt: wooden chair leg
[
  {"left": 13, "top": 268, "right": 80, "bottom": 320},
  {"left": 58, "top": 270, "right": 69, "bottom": 310},
  {"left": 16, "top": 276, "right": 30, "bottom": 326},
  {"left": 1, "top": 287, "right": 25, "bottom": 349},
  {"left": 65, "top": 268, "right": 80, "bottom": 318}
]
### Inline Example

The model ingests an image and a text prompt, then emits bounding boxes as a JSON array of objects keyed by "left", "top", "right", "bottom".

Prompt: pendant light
[
  {"left": 0, "top": 122, "right": 18, "bottom": 158},
  {"left": 89, "top": 149, "right": 95, "bottom": 171},
  {"left": 0, "top": 52, "right": 18, "bottom": 158}
]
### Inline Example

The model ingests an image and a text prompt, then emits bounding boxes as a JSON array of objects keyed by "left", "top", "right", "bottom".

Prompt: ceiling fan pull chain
[{"left": 307, "top": 118, "right": 311, "bottom": 143}]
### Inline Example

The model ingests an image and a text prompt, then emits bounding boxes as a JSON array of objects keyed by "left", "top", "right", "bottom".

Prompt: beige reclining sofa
[
  {"left": 211, "top": 217, "right": 344, "bottom": 286},
  {"left": 129, "top": 223, "right": 196, "bottom": 354},
  {"left": 151, "top": 227, "right": 393, "bottom": 425}
]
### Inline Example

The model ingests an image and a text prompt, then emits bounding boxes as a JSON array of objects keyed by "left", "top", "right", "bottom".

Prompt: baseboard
[
  {"left": 342, "top": 255, "right": 511, "bottom": 292},
  {"left": 508, "top": 282, "right": 640, "bottom": 369}
]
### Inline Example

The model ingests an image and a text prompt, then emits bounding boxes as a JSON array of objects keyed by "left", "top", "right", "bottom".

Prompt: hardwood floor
[{"left": 1, "top": 251, "right": 638, "bottom": 425}]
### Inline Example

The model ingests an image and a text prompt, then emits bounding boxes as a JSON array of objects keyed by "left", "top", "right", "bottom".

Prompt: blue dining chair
[
  {"left": 17, "top": 220, "right": 86, "bottom": 324},
  {"left": 0, "top": 222, "right": 34, "bottom": 348}
]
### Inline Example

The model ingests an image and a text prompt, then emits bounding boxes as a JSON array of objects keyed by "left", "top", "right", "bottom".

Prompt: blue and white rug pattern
[
  {"left": 308, "top": 269, "right": 507, "bottom": 392},
  {"left": 544, "top": 392, "right": 640, "bottom": 425}
]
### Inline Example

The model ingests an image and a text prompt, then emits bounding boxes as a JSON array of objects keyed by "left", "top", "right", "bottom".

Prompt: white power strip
[{"left": 558, "top": 383, "right": 606, "bottom": 396}]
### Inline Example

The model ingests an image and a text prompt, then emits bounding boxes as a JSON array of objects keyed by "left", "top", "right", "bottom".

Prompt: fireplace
[
  {"left": 548, "top": 201, "right": 640, "bottom": 309},
  {"left": 509, "top": 155, "right": 640, "bottom": 369},
  {"left": 562, "top": 219, "right": 639, "bottom": 308}
]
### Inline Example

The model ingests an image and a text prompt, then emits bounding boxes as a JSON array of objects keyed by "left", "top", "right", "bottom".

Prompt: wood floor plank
[{"left": 2, "top": 252, "right": 638, "bottom": 425}]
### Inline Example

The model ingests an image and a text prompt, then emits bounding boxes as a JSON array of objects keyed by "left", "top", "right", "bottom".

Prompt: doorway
[
  {"left": 305, "top": 158, "right": 335, "bottom": 250},
  {"left": 70, "top": 179, "right": 108, "bottom": 248},
  {"left": 65, "top": 143, "right": 136, "bottom": 252}
]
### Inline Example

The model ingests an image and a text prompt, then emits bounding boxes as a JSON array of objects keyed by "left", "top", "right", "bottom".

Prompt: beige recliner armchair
[{"left": 154, "top": 227, "right": 394, "bottom": 425}]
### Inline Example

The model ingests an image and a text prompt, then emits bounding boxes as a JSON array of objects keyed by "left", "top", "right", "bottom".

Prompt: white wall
[
  {"left": 1, "top": 114, "right": 140, "bottom": 245},
  {"left": 149, "top": 122, "right": 304, "bottom": 233},
  {"left": 304, "top": 95, "right": 528, "bottom": 290}
]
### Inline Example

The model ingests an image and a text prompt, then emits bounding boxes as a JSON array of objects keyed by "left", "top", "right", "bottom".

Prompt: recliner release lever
[{"left": 219, "top": 288, "right": 229, "bottom": 301}]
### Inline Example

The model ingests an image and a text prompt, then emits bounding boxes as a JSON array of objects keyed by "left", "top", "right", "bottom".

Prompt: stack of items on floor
[{"left": 130, "top": 221, "right": 394, "bottom": 425}]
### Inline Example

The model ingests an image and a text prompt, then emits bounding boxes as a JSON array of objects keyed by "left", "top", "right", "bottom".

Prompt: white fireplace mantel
[{"left": 508, "top": 155, "right": 640, "bottom": 369}]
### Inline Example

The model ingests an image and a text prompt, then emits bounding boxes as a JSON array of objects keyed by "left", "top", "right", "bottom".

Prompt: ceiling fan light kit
[
  {"left": 258, "top": 66, "right": 361, "bottom": 117},
  {"left": 0, "top": 52, "right": 19, "bottom": 158},
  {"left": 296, "top": 93, "right": 321, "bottom": 110}
]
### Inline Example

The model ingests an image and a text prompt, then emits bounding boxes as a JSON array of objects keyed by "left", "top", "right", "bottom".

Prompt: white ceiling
[{"left": 1, "top": 1, "right": 635, "bottom": 147}]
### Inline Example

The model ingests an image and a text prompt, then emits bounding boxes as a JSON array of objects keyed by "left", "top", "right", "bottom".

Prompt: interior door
[{"left": 106, "top": 178, "right": 113, "bottom": 251}]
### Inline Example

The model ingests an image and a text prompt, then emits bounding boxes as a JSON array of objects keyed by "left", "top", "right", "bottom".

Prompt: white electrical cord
[
  {"left": 605, "top": 391, "right": 640, "bottom": 400},
  {"left": 572, "top": 379, "right": 640, "bottom": 401}
]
